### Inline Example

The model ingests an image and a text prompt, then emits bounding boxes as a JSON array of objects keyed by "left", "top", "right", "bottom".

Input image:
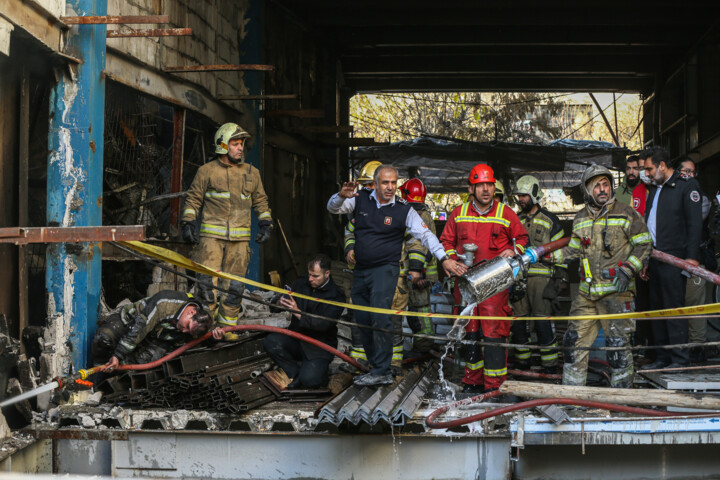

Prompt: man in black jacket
[
  {"left": 263, "top": 254, "right": 346, "bottom": 388},
  {"left": 641, "top": 146, "right": 703, "bottom": 369}
]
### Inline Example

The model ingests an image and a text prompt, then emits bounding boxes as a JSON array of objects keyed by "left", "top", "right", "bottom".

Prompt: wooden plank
[
  {"left": 164, "top": 64, "right": 274, "bottom": 73},
  {"left": 265, "top": 109, "right": 325, "bottom": 119},
  {"left": 292, "top": 125, "right": 354, "bottom": 134},
  {"left": 107, "top": 28, "right": 192, "bottom": 38},
  {"left": 18, "top": 65, "right": 29, "bottom": 349},
  {"left": 60, "top": 15, "right": 170, "bottom": 25},
  {"left": 500, "top": 380, "right": 720, "bottom": 410}
]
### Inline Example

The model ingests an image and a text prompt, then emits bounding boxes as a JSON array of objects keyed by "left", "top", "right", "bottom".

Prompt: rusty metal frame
[
  {"left": 107, "top": 28, "right": 192, "bottom": 38},
  {"left": 164, "top": 64, "right": 274, "bottom": 72},
  {"left": 60, "top": 15, "right": 170, "bottom": 25},
  {"left": 0, "top": 226, "right": 145, "bottom": 245},
  {"left": 265, "top": 109, "right": 325, "bottom": 118}
]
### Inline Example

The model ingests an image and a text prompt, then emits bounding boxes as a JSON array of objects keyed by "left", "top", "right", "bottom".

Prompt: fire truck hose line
[
  {"left": 110, "top": 242, "right": 720, "bottom": 352},
  {"left": 117, "top": 240, "right": 720, "bottom": 322},
  {"left": 79, "top": 325, "right": 370, "bottom": 379},
  {"left": 425, "top": 391, "right": 716, "bottom": 429}
]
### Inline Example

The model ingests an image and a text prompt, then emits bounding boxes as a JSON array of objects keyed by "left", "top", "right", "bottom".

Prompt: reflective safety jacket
[
  {"left": 182, "top": 159, "right": 271, "bottom": 241},
  {"left": 440, "top": 200, "right": 529, "bottom": 263},
  {"left": 519, "top": 207, "right": 565, "bottom": 277},
  {"left": 114, "top": 291, "right": 199, "bottom": 362},
  {"left": 551, "top": 198, "right": 652, "bottom": 300},
  {"left": 405, "top": 206, "right": 439, "bottom": 281}
]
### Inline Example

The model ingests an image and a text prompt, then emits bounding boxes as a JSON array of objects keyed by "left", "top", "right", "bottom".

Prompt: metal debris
[
  {"left": 317, "top": 362, "right": 439, "bottom": 427},
  {"left": 98, "top": 334, "right": 278, "bottom": 413}
]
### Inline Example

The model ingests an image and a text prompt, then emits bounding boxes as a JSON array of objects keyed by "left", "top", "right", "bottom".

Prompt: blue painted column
[
  {"left": 46, "top": 0, "right": 106, "bottom": 373},
  {"left": 241, "top": 0, "right": 265, "bottom": 284}
]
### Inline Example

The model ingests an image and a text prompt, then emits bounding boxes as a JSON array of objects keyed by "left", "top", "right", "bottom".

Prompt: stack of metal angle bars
[
  {"left": 317, "top": 361, "right": 439, "bottom": 426},
  {"left": 99, "top": 333, "right": 278, "bottom": 413}
]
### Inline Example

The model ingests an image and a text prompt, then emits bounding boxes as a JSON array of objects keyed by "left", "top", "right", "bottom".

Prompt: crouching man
[
  {"left": 92, "top": 290, "right": 213, "bottom": 369},
  {"left": 262, "top": 254, "right": 346, "bottom": 389}
]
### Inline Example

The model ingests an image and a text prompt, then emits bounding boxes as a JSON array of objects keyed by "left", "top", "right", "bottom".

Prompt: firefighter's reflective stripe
[
  {"left": 551, "top": 230, "right": 564, "bottom": 242},
  {"left": 532, "top": 218, "right": 551, "bottom": 230},
  {"left": 216, "top": 312, "right": 238, "bottom": 326},
  {"left": 392, "top": 345, "right": 403, "bottom": 361},
  {"left": 540, "top": 343, "right": 559, "bottom": 363},
  {"left": 528, "top": 266, "right": 552, "bottom": 276},
  {"left": 350, "top": 347, "right": 367, "bottom": 361},
  {"left": 258, "top": 211, "right": 272, "bottom": 220},
  {"left": 569, "top": 237, "right": 582, "bottom": 249},
  {"left": 344, "top": 237, "right": 355, "bottom": 249},
  {"left": 485, "top": 367, "right": 508, "bottom": 377},
  {"left": 183, "top": 208, "right": 196, "bottom": 218},
  {"left": 466, "top": 360, "right": 484, "bottom": 371},
  {"left": 229, "top": 228, "right": 252, "bottom": 239},
  {"left": 408, "top": 252, "right": 426, "bottom": 263},
  {"left": 455, "top": 202, "right": 511, "bottom": 227},
  {"left": 205, "top": 191, "right": 231, "bottom": 199},
  {"left": 446, "top": 249, "right": 457, "bottom": 257},
  {"left": 200, "top": 224, "right": 227, "bottom": 236},
  {"left": 579, "top": 281, "right": 631, "bottom": 296},
  {"left": 630, "top": 232, "right": 652, "bottom": 246},
  {"left": 515, "top": 348, "right": 531, "bottom": 360},
  {"left": 627, "top": 255, "right": 643, "bottom": 272}
]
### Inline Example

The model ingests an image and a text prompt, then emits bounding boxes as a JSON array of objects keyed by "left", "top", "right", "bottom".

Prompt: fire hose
[
  {"left": 425, "top": 391, "right": 708, "bottom": 429},
  {"left": 62, "top": 325, "right": 370, "bottom": 389}
]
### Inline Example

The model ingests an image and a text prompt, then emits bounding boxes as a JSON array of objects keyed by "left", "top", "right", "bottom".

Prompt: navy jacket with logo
[
  {"left": 644, "top": 170, "right": 703, "bottom": 261},
  {"left": 353, "top": 189, "right": 411, "bottom": 269}
]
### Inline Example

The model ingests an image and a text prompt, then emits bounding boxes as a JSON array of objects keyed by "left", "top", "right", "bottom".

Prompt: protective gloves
[
  {"left": 255, "top": 220, "right": 274, "bottom": 244},
  {"left": 181, "top": 221, "right": 199, "bottom": 244},
  {"left": 613, "top": 268, "right": 632, "bottom": 293}
]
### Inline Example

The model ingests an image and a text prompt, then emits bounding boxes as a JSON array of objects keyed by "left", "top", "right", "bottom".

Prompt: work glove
[
  {"left": 613, "top": 268, "right": 632, "bottom": 293},
  {"left": 255, "top": 220, "right": 274, "bottom": 244},
  {"left": 181, "top": 221, "right": 199, "bottom": 244},
  {"left": 412, "top": 277, "right": 432, "bottom": 290}
]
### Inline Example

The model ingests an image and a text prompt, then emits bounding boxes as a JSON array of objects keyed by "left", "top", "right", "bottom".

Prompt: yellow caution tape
[{"left": 119, "top": 241, "right": 720, "bottom": 321}]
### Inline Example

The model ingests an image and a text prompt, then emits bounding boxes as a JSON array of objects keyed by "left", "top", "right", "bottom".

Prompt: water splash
[
  {"left": 447, "top": 303, "right": 477, "bottom": 341},
  {"left": 0, "top": 381, "right": 59, "bottom": 408}
]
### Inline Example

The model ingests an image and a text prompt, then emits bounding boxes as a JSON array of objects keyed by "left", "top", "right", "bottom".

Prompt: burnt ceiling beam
[
  {"left": 346, "top": 75, "right": 653, "bottom": 94},
  {"left": 299, "top": 8, "right": 720, "bottom": 27},
  {"left": 341, "top": 55, "right": 662, "bottom": 75},
  {"left": 341, "top": 45, "right": 684, "bottom": 58}
]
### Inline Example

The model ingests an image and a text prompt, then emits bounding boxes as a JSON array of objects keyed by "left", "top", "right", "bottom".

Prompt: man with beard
[
  {"left": 510, "top": 175, "right": 567, "bottom": 373},
  {"left": 548, "top": 165, "right": 652, "bottom": 388},
  {"left": 440, "top": 164, "right": 529, "bottom": 394},
  {"left": 640, "top": 147, "right": 703, "bottom": 369},
  {"left": 616, "top": 155, "right": 641, "bottom": 206}
]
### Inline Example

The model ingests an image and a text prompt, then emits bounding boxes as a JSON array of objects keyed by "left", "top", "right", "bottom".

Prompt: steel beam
[
  {"left": 60, "top": 15, "right": 170, "bottom": 25},
  {"left": 164, "top": 64, "right": 274, "bottom": 73},
  {"left": 0, "top": 226, "right": 145, "bottom": 245},
  {"left": 106, "top": 28, "right": 192, "bottom": 38},
  {"left": 46, "top": 0, "right": 107, "bottom": 373},
  {"left": 265, "top": 109, "right": 325, "bottom": 118}
]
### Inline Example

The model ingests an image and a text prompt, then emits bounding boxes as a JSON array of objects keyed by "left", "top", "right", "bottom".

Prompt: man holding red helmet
[
  {"left": 400, "top": 178, "right": 439, "bottom": 353},
  {"left": 440, "top": 164, "right": 529, "bottom": 394}
]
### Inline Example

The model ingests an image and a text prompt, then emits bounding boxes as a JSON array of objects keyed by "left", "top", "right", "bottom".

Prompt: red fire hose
[
  {"left": 651, "top": 250, "right": 720, "bottom": 286},
  {"left": 425, "top": 391, "right": 704, "bottom": 429},
  {"left": 82, "top": 325, "right": 370, "bottom": 378}
]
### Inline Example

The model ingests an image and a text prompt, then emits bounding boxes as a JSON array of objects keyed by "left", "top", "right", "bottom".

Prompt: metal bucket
[{"left": 456, "top": 256, "right": 516, "bottom": 304}]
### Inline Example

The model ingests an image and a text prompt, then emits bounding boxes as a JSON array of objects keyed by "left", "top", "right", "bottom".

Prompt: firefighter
[
  {"left": 92, "top": 291, "right": 213, "bottom": 369},
  {"left": 400, "top": 178, "right": 439, "bottom": 353},
  {"left": 548, "top": 164, "right": 652, "bottom": 388},
  {"left": 181, "top": 123, "right": 273, "bottom": 337},
  {"left": 510, "top": 175, "right": 567, "bottom": 373},
  {"left": 440, "top": 164, "right": 529, "bottom": 394},
  {"left": 344, "top": 161, "right": 381, "bottom": 369},
  {"left": 494, "top": 180, "right": 506, "bottom": 204}
]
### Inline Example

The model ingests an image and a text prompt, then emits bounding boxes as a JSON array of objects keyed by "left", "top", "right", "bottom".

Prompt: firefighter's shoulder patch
[{"left": 690, "top": 190, "right": 701, "bottom": 203}]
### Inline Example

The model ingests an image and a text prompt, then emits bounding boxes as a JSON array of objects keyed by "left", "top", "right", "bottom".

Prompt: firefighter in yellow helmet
[
  {"left": 510, "top": 175, "right": 566, "bottom": 373},
  {"left": 181, "top": 123, "right": 273, "bottom": 338}
]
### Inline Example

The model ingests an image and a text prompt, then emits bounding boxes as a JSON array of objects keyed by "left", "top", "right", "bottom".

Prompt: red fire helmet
[
  {"left": 468, "top": 163, "right": 496, "bottom": 184},
  {"left": 400, "top": 178, "right": 427, "bottom": 203}
]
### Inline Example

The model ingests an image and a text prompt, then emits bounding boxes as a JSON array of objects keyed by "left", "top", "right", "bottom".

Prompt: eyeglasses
[{"left": 679, "top": 168, "right": 696, "bottom": 176}]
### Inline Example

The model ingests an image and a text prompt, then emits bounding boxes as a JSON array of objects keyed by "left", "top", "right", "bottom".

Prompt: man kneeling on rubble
[
  {"left": 262, "top": 254, "right": 346, "bottom": 389},
  {"left": 92, "top": 290, "right": 213, "bottom": 369}
]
